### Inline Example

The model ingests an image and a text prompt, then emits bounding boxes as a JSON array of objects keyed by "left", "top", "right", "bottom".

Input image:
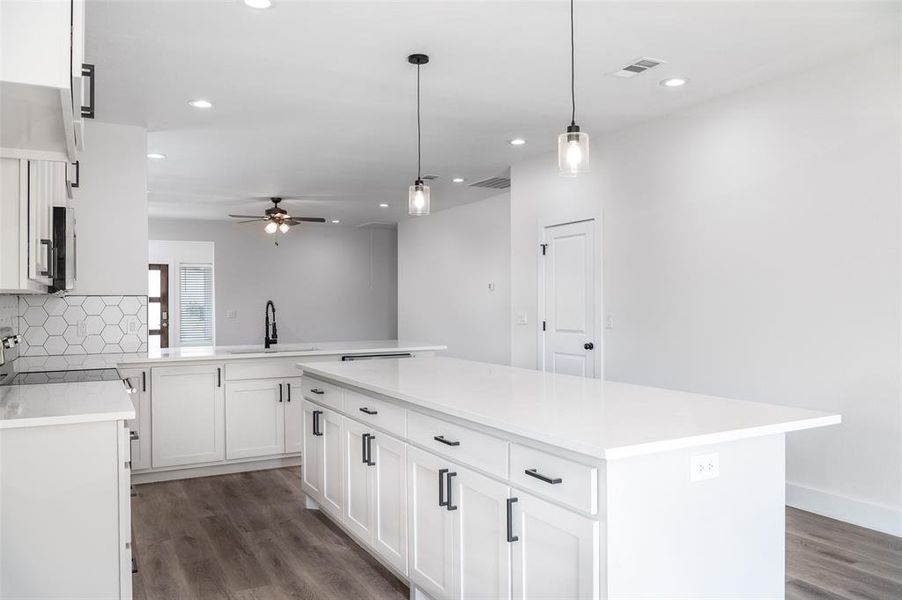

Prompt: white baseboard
[
  {"left": 786, "top": 482, "right": 902, "bottom": 537},
  {"left": 132, "top": 455, "right": 301, "bottom": 484}
]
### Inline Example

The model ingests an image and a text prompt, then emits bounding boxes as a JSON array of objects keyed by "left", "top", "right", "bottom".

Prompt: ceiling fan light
[
  {"left": 264, "top": 221, "right": 278, "bottom": 234},
  {"left": 558, "top": 125, "right": 590, "bottom": 176},
  {"left": 278, "top": 222, "right": 290, "bottom": 233},
  {"left": 408, "top": 180, "right": 430, "bottom": 216}
]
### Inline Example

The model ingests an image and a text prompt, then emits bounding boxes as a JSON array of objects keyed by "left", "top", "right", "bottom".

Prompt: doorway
[
  {"left": 148, "top": 264, "right": 169, "bottom": 351},
  {"left": 539, "top": 219, "right": 598, "bottom": 377}
]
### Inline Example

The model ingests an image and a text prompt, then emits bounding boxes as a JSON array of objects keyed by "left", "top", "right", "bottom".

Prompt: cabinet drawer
[
  {"left": 302, "top": 377, "right": 341, "bottom": 411},
  {"left": 509, "top": 444, "right": 597, "bottom": 514},
  {"left": 342, "top": 389, "right": 406, "bottom": 438},
  {"left": 226, "top": 358, "right": 300, "bottom": 381},
  {"left": 407, "top": 411, "right": 508, "bottom": 479}
]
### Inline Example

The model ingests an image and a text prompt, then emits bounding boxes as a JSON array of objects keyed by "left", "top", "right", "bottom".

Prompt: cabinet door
[
  {"left": 320, "top": 407, "right": 343, "bottom": 518},
  {"left": 301, "top": 399, "right": 323, "bottom": 501},
  {"left": 151, "top": 364, "right": 225, "bottom": 468},
  {"left": 372, "top": 432, "right": 407, "bottom": 575},
  {"left": 283, "top": 378, "right": 303, "bottom": 454},
  {"left": 120, "top": 368, "right": 150, "bottom": 471},
  {"left": 27, "top": 160, "right": 63, "bottom": 284},
  {"left": 408, "top": 447, "right": 455, "bottom": 600},
  {"left": 225, "top": 379, "right": 285, "bottom": 460},
  {"left": 453, "top": 466, "right": 512, "bottom": 600},
  {"left": 511, "top": 492, "right": 599, "bottom": 600},
  {"left": 343, "top": 417, "right": 374, "bottom": 543}
]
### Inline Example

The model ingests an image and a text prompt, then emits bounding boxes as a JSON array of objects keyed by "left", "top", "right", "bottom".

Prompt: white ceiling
[{"left": 86, "top": 0, "right": 900, "bottom": 226}]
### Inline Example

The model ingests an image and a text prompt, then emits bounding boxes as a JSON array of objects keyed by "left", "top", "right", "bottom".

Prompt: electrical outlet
[
  {"left": 690, "top": 453, "right": 720, "bottom": 482},
  {"left": 226, "top": 310, "right": 237, "bottom": 319}
]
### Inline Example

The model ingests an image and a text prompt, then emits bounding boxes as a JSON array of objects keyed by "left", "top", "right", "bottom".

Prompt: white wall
[
  {"left": 600, "top": 43, "right": 902, "bottom": 535},
  {"left": 510, "top": 154, "right": 605, "bottom": 376},
  {"left": 148, "top": 219, "right": 398, "bottom": 345},
  {"left": 73, "top": 121, "right": 147, "bottom": 295},
  {"left": 148, "top": 240, "right": 215, "bottom": 347},
  {"left": 398, "top": 193, "right": 511, "bottom": 364}
]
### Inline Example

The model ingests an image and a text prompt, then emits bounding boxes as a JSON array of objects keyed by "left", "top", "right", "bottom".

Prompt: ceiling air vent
[
  {"left": 469, "top": 176, "right": 511, "bottom": 190},
  {"left": 610, "top": 57, "right": 666, "bottom": 79}
]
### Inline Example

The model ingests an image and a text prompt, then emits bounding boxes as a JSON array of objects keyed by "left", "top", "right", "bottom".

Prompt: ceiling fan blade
[
  {"left": 236, "top": 219, "right": 266, "bottom": 224},
  {"left": 228, "top": 214, "right": 266, "bottom": 219},
  {"left": 288, "top": 217, "right": 326, "bottom": 223}
]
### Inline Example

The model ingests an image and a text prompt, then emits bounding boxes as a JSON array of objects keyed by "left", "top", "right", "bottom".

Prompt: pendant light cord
[
  {"left": 570, "top": 0, "right": 576, "bottom": 127},
  {"left": 416, "top": 63, "right": 422, "bottom": 181}
]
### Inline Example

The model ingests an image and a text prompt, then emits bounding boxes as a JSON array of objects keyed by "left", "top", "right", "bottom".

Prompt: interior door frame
[
  {"left": 148, "top": 263, "right": 169, "bottom": 348},
  {"left": 536, "top": 217, "right": 603, "bottom": 379}
]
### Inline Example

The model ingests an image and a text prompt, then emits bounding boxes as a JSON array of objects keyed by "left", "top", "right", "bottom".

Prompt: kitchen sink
[{"left": 229, "top": 347, "right": 319, "bottom": 354}]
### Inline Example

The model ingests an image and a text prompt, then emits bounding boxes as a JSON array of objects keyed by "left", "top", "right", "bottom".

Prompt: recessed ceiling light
[
  {"left": 188, "top": 99, "right": 213, "bottom": 109},
  {"left": 509, "top": 138, "right": 527, "bottom": 146},
  {"left": 146, "top": 153, "right": 166, "bottom": 159},
  {"left": 660, "top": 77, "right": 688, "bottom": 88},
  {"left": 244, "top": 0, "right": 272, "bottom": 8},
  {"left": 331, "top": 219, "right": 340, "bottom": 224},
  {"left": 379, "top": 203, "right": 389, "bottom": 208},
  {"left": 452, "top": 177, "right": 465, "bottom": 183}
]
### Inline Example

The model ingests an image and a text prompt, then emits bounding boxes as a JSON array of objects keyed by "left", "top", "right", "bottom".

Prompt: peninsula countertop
[
  {"left": 297, "top": 356, "right": 841, "bottom": 460},
  {"left": 0, "top": 380, "right": 135, "bottom": 430}
]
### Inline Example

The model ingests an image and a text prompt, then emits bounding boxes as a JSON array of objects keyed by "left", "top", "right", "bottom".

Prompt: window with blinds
[{"left": 178, "top": 264, "right": 214, "bottom": 346}]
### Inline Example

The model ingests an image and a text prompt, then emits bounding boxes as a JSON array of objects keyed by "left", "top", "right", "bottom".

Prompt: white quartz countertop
[
  {"left": 298, "top": 356, "right": 841, "bottom": 460},
  {"left": 116, "top": 340, "right": 445, "bottom": 366},
  {"left": 0, "top": 380, "right": 135, "bottom": 430}
]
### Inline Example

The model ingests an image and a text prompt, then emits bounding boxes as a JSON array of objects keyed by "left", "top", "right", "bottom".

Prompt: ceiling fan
[{"left": 228, "top": 197, "right": 325, "bottom": 235}]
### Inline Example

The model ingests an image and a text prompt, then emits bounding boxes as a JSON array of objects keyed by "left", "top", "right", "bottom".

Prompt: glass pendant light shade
[
  {"left": 264, "top": 221, "right": 278, "bottom": 234},
  {"left": 278, "top": 222, "right": 290, "bottom": 233},
  {"left": 558, "top": 125, "right": 590, "bottom": 176},
  {"left": 408, "top": 180, "right": 430, "bottom": 216}
]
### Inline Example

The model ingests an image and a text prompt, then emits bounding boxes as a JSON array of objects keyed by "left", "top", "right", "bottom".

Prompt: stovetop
[{"left": 0, "top": 368, "right": 122, "bottom": 386}]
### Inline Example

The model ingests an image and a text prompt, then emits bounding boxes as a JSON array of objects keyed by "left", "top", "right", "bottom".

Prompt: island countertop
[
  {"left": 297, "top": 356, "right": 840, "bottom": 460},
  {"left": 0, "top": 380, "right": 135, "bottom": 430}
]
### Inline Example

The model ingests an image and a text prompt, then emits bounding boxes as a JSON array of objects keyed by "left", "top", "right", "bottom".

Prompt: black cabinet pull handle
[
  {"left": 313, "top": 410, "right": 323, "bottom": 436},
  {"left": 40, "top": 239, "right": 53, "bottom": 277},
  {"left": 361, "top": 433, "right": 369, "bottom": 464},
  {"left": 524, "top": 468, "right": 562, "bottom": 485},
  {"left": 286, "top": 383, "right": 291, "bottom": 402},
  {"left": 71, "top": 160, "right": 80, "bottom": 188},
  {"left": 438, "top": 468, "right": 448, "bottom": 507},
  {"left": 141, "top": 371, "right": 146, "bottom": 392},
  {"left": 310, "top": 388, "right": 325, "bottom": 395},
  {"left": 129, "top": 430, "right": 139, "bottom": 441},
  {"left": 446, "top": 471, "right": 458, "bottom": 511},
  {"left": 433, "top": 435, "right": 460, "bottom": 447},
  {"left": 506, "top": 497, "right": 519, "bottom": 542},
  {"left": 217, "top": 367, "right": 221, "bottom": 387},
  {"left": 278, "top": 383, "right": 283, "bottom": 403},
  {"left": 584, "top": 342, "right": 594, "bottom": 350},
  {"left": 81, "top": 63, "right": 95, "bottom": 119},
  {"left": 366, "top": 434, "right": 376, "bottom": 466},
  {"left": 359, "top": 407, "right": 378, "bottom": 415},
  {"left": 131, "top": 557, "right": 138, "bottom": 574}
]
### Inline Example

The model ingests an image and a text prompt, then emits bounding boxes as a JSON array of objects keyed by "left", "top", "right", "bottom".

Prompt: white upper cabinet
[{"left": 27, "top": 160, "right": 65, "bottom": 286}]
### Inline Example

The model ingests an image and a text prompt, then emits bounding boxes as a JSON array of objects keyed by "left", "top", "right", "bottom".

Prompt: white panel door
[
  {"left": 453, "top": 466, "right": 512, "bottom": 600},
  {"left": 119, "top": 368, "right": 150, "bottom": 470},
  {"left": 283, "top": 377, "right": 303, "bottom": 454},
  {"left": 372, "top": 432, "right": 408, "bottom": 575},
  {"left": 27, "top": 160, "right": 63, "bottom": 285},
  {"left": 151, "top": 364, "right": 225, "bottom": 468},
  {"left": 301, "top": 399, "right": 323, "bottom": 501},
  {"left": 542, "top": 220, "right": 596, "bottom": 377},
  {"left": 408, "top": 447, "right": 455, "bottom": 600},
  {"left": 320, "top": 407, "right": 344, "bottom": 519},
  {"left": 511, "top": 492, "right": 599, "bottom": 600},
  {"left": 343, "top": 417, "right": 374, "bottom": 543},
  {"left": 224, "top": 379, "right": 285, "bottom": 460}
]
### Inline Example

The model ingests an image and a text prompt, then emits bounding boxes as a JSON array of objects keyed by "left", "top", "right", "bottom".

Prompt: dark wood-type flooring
[{"left": 131, "top": 467, "right": 902, "bottom": 600}]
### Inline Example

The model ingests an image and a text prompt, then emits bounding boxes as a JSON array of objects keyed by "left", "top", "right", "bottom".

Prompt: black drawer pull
[
  {"left": 433, "top": 435, "right": 460, "bottom": 447},
  {"left": 278, "top": 383, "right": 283, "bottom": 403},
  {"left": 286, "top": 383, "right": 291, "bottom": 402},
  {"left": 506, "top": 497, "right": 519, "bottom": 543},
  {"left": 438, "top": 468, "right": 448, "bottom": 507},
  {"left": 359, "top": 407, "right": 378, "bottom": 415},
  {"left": 446, "top": 471, "right": 458, "bottom": 511},
  {"left": 524, "top": 468, "right": 562, "bottom": 485},
  {"left": 310, "top": 388, "right": 325, "bottom": 395}
]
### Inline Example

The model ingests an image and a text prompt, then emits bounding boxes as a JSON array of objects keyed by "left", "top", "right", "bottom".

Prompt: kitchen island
[{"left": 296, "top": 356, "right": 840, "bottom": 599}]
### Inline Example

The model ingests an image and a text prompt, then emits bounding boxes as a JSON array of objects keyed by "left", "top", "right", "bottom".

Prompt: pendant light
[
  {"left": 558, "top": 0, "right": 589, "bottom": 176},
  {"left": 408, "top": 53, "right": 430, "bottom": 216}
]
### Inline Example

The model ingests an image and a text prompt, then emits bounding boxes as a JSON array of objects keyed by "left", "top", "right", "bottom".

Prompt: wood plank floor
[{"left": 132, "top": 468, "right": 902, "bottom": 600}]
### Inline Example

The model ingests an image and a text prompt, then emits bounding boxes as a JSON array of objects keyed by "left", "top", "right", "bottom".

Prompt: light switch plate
[
  {"left": 515, "top": 312, "right": 528, "bottom": 325},
  {"left": 690, "top": 453, "right": 720, "bottom": 482}
]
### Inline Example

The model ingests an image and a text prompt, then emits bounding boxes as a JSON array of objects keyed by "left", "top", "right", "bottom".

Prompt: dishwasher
[{"left": 340, "top": 353, "right": 413, "bottom": 361}]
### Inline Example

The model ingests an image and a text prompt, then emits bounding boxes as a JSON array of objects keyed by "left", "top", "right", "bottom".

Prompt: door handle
[
  {"left": 438, "top": 468, "right": 448, "bottom": 507},
  {"left": 446, "top": 471, "right": 458, "bottom": 511},
  {"left": 40, "top": 239, "right": 52, "bottom": 276},
  {"left": 278, "top": 383, "right": 283, "bottom": 403},
  {"left": 506, "top": 497, "right": 519, "bottom": 542},
  {"left": 366, "top": 434, "right": 376, "bottom": 466},
  {"left": 312, "top": 410, "right": 323, "bottom": 436},
  {"left": 81, "top": 64, "right": 95, "bottom": 118},
  {"left": 286, "top": 383, "right": 291, "bottom": 402},
  {"left": 361, "top": 433, "right": 369, "bottom": 464},
  {"left": 584, "top": 342, "right": 594, "bottom": 350}
]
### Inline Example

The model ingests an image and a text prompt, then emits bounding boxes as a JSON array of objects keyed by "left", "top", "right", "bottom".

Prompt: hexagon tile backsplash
[{"left": 18, "top": 295, "right": 148, "bottom": 356}]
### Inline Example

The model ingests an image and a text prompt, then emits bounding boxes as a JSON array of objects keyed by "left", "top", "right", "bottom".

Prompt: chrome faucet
[{"left": 264, "top": 300, "right": 278, "bottom": 349}]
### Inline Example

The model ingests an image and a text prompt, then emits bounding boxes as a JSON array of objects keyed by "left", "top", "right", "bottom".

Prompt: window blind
[{"left": 178, "top": 264, "right": 214, "bottom": 346}]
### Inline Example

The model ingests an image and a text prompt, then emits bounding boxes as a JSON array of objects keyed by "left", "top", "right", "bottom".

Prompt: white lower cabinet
[
  {"left": 343, "top": 417, "right": 375, "bottom": 541},
  {"left": 119, "top": 368, "right": 150, "bottom": 471},
  {"left": 225, "top": 379, "right": 284, "bottom": 459},
  {"left": 151, "top": 364, "right": 225, "bottom": 468},
  {"left": 319, "top": 407, "right": 343, "bottom": 517},
  {"left": 408, "top": 447, "right": 456, "bottom": 599},
  {"left": 284, "top": 377, "right": 303, "bottom": 454},
  {"left": 301, "top": 399, "right": 324, "bottom": 498},
  {"left": 510, "top": 492, "right": 599, "bottom": 600}
]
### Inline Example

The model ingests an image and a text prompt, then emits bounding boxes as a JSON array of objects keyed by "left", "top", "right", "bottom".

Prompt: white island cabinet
[{"left": 298, "top": 356, "right": 840, "bottom": 600}]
